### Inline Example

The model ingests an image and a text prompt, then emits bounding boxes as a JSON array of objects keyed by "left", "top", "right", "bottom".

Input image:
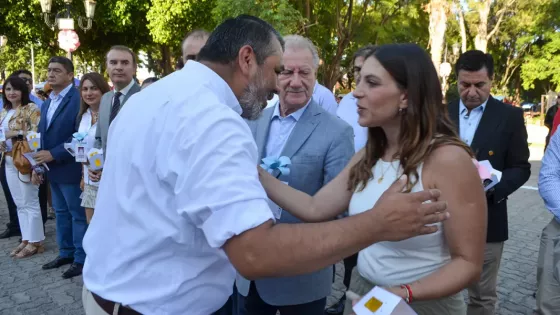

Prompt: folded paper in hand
[
  {"left": 22, "top": 152, "right": 49, "bottom": 171},
  {"left": 473, "top": 159, "right": 501, "bottom": 192},
  {"left": 353, "top": 286, "right": 417, "bottom": 315}
]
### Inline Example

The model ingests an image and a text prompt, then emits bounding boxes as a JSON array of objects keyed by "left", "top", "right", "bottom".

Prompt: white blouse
[
  {"left": 78, "top": 109, "right": 99, "bottom": 186},
  {"left": 349, "top": 160, "right": 451, "bottom": 286}
]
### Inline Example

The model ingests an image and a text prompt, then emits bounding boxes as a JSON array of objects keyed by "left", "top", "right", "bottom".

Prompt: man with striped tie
[{"left": 89, "top": 46, "right": 141, "bottom": 183}]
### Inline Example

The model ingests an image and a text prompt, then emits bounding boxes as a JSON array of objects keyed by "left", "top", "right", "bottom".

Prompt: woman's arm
[
  {"left": 387, "top": 145, "right": 487, "bottom": 300},
  {"left": 259, "top": 150, "right": 364, "bottom": 222}
]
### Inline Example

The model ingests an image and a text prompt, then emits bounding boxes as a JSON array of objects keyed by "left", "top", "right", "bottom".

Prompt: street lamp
[
  {"left": 0, "top": 35, "right": 7, "bottom": 81},
  {"left": 39, "top": 0, "right": 96, "bottom": 59},
  {"left": 40, "top": 0, "right": 97, "bottom": 32}
]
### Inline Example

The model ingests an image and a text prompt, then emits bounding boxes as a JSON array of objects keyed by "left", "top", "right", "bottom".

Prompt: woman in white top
[
  {"left": 76, "top": 73, "right": 110, "bottom": 223},
  {"left": 1, "top": 76, "right": 44, "bottom": 258},
  {"left": 257, "top": 44, "right": 487, "bottom": 314}
]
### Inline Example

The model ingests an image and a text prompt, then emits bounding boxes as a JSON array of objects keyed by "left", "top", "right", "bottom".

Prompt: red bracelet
[{"left": 403, "top": 284, "right": 413, "bottom": 303}]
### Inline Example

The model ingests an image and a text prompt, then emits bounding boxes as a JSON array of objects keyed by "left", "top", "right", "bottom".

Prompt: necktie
[{"left": 109, "top": 92, "right": 122, "bottom": 124}]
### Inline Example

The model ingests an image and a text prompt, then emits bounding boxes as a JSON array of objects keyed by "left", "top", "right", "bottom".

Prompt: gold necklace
[{"left": 377, "top": 161, "right": 395, "bottom": 183}]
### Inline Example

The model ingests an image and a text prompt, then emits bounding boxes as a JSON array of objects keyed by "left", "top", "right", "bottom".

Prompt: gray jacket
[
  {"left": 235, "top": 100, "right": 355, "bottom": 305},
  {"left": 95, "top": 83, "right": 141, "bottom": 152}
]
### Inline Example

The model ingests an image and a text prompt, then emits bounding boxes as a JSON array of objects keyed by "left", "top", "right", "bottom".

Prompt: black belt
[{"left": 91, "top": 292, "right": 142, "bottom": 315}]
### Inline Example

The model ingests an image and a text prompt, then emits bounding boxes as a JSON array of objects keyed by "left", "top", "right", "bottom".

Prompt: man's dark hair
[
  {"left": 107, "top": 45, "right": 138, "bottom": 65},
  {"left": 10, "top": 69, "right": 33, "bottom": 78},
  {"left": 353, "top": 45, "right": 377, "bottom": 63},
  {"left": 142, "top": 77, "right": 159, "bottom": 86},
  {"left": 48, "top": 56, "right": 74, "bottom": 73},
  {"left": 455, "top": 50, "right": 494, "bottom": 79},
  {"left": 197, "top": 15, "right": 284, "bottom": 65}
]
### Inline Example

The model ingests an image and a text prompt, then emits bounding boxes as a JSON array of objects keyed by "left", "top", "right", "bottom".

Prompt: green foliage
[
  {"left": 212, "top": 0, "right": 304, "bottom": 36},
  {"left": 521, "top": 32, "right": 560, "bottom": 90},
  {"left": 147, "top": 0, "right": 216, "bottom": 47}
]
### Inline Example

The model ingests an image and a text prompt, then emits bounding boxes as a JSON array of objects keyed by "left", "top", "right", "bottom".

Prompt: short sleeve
[{"left": 173, "top": 106, "right": 275, "bottom": 248}]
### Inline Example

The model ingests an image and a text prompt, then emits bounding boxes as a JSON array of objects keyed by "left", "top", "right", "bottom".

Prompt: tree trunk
[
  {"left": 160, "top": 44, "right": 173, "bottom": 76},
  {"left": 474, "top": 0, "right": 491, "bottom": 52},
  {"left": 427, "top": 0, "right": 449, "bottom": 77},
  {"left": 458, "top": 4, "right": 467, "bottom": 53}
]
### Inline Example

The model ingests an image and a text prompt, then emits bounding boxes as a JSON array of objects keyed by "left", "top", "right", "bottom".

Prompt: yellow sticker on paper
[
  {"left": 32, "top": 142, "right": 38, "bottom": 148},
  {"left": 94, "top": 159, "right": 101, "bottom": 167},
  {"left": 364, "top": 297, "right": 383, "bottom": 312}
]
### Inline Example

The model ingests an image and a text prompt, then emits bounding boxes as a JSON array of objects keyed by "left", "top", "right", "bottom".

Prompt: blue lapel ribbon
[{"left": 261, "top": 156, "right": 291, "bottom": 178}]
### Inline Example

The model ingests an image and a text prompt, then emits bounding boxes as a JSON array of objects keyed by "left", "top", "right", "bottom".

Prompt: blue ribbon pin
[
  {"left": 261, "top": 156, "right": 291, "bottom": 178},
  {"left": 72, "top": 132, "right": 87, "bottom": 142}
]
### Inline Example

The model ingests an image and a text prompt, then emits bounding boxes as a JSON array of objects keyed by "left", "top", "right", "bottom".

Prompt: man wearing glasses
[{"left": 182, "top": 29, "right": 210, "bottom": 65}]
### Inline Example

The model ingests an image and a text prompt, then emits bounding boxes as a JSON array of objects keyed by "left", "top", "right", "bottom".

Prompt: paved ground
[{"left": 0, "top": 160, "right": 550, "bottom": 315}]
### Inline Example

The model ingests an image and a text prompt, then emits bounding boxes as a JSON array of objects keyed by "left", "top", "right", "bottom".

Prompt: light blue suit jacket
[{"left": 236, "top": 100, "right": 355, "bottom": 305}]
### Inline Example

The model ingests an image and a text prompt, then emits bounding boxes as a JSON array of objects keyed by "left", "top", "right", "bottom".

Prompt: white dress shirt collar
[
  {"left": 113, "top": 79, "right": 136, "bottom": 96},
  {"left": 183, "top": 61, "right": 241, "bottom": 115},
  {"left": 271, "top": 99, "right": 311, "bottom": 122},
  {"left": 459, "top": 98, "right": 489, "bottom": 115},
  {"left": 49, "top": 83, "right": 73, "bottom": 101}
]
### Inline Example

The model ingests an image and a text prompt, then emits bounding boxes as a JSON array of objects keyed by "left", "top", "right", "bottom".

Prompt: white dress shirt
[
  {"left": 265, "top": 101, "right": 309, "bottom": 158},
  {"left": 459, "top": 99, "right": 487, "bottom": 145},
  {"left": 312, "top": 81, "right": 338, "bottom": 115},
  {"left": 336, "top": 93, "right": 367, "bottom": 152},
  {"left": 112, "top": 79, "right": 136, "bottom": 106},
  {"left": 82, "top": 61, "right": 275, "bottom": 315},
  {"left": 46, "top": 83, "right": 73, "bottom": 127}
]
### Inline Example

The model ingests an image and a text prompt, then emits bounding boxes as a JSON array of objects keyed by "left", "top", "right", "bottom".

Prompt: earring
[{"left": 399, "top": 108, "right": 407, "bottom": 114}]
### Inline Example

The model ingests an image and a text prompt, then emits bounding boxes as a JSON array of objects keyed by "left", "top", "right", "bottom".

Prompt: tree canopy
[{"left": 0, "top": 0, "right": 558, "bottom": 101}]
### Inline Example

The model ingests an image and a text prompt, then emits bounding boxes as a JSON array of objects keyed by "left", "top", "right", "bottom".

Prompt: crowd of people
[{"left": 0, "top": 13, "right": 558, "bottom": 315}]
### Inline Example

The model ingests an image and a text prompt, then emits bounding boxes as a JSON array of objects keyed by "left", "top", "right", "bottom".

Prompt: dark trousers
[
  {"left": 39, "top": 180, "right": 48, "bottom": 224},
  {"left": 238, "top": 282, "right": 326, "bottom": 315},
  {"left": 0, "top": 158, "right": 49, "bottom": 230},
  {"left": 213, "top": 285, "right": 238, "bottom": 315},
  {"left": 0, "top": 157, "right": 18, "bottom": 230},
  {"left": 343, "top": 253, "right": 359, "bottom": 289}
]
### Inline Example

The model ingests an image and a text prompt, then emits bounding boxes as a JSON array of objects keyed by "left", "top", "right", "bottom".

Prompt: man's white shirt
[
  {"left": 337, "top": 93, "right": 367, "bottom": 152},
  {"left": 82, "top": 61, "right": 275, "bottom": 314}
]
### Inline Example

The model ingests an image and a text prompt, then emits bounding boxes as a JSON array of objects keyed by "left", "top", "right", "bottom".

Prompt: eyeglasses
[{"left": 20, "top": 77, "right": 32, "bottom": 84}]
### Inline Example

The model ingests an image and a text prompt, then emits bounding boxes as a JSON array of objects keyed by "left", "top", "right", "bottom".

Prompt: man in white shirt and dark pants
[{"left": 82, "top": 15, "right": 451, "bottom": 315}]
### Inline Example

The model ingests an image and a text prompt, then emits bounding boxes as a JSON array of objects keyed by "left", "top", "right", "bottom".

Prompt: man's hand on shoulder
[{"left": 371, "top": 175, "right": 449, "bottom": 242}]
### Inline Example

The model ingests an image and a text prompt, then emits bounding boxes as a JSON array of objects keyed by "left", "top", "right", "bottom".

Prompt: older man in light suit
[
  {"left": 236, "top": 35, "right": 354, "bottom": 315},
  {"left": 89, "top": 46, "right": 141, "bottom": 184}
]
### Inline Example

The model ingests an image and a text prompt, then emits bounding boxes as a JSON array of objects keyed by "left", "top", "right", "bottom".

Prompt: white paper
[
  {"left": 478, "top": 160, "right": 502, "bottom": 181},
  {"left": 0, "top": 128, "right": 6, "bottom": 142},
  {"left": 26, "top": 132, "right": 40, "bottom": 151},
  {"left": 87, "top": 148, "right": 104, "bottom": 171},
  {"left": 353, "top": 286, "right": 416, "bottom": 315}
]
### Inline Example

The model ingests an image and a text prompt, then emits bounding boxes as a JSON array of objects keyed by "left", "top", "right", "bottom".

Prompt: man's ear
[{"left": 237, "top": 45, "right": 256, "bottom": 77}]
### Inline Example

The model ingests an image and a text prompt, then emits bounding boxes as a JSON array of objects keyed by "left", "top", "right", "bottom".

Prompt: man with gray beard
[{"left": 81, "top": 15, "right": 450, "bottom": 315}]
